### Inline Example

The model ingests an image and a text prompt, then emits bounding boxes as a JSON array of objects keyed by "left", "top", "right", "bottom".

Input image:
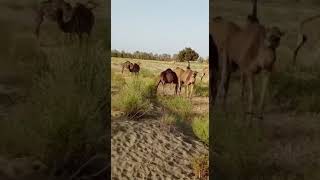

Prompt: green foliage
[
  {"left": 159, "top": 96, "right": 192, "bottom": 121},
  {"left": 177, "top": 47, "right": 199, "bottom": 62},
  {"left": 111, "top": 49, "right": 172, "bottom": 61},
  {"left": 194, "top": 82, "right": 209, "bottom": 97},
  {"left": 212, "top": 111, "right": 267, "bottom": 180},
  {"left": 270, "top": 70, "right": 320, "bottom": 112},
  {"left": 192, "top": 114, "right": 209, "bottom": 145},
  {"left": 0, "top": 45, "right": 108, "bottom": 173},
  {"left": 112, "top": 77, "right": 156, "bottom": 119},
  {"left": 192, "top": 154, "right": 209, "bottom": 179}
]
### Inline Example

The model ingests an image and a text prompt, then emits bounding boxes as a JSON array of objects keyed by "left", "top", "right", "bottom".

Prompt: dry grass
[{"left": 0, "top": 0, "right": 109, "bottom": 179}]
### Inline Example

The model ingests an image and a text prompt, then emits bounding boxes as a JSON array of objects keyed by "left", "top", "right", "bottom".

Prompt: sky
[{"left": 111, "top": 0, "right": 208, "bottom": 57}]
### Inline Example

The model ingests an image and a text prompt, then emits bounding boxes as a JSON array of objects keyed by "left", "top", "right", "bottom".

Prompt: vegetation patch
[
  {"left": 159, "top": 96, "right": 192, "bottom": 121},
  {"left": 192, "top": 113, "right": 209, "bottom": 145},
  {"left": 192, "top": 154, "right": 209, "bottom": 180},
  {"left": 194, "top": 82, "right": 209, "bottom": 97},
  {"left": 112, "top": 77, "right": 156, "bottom": 119}
]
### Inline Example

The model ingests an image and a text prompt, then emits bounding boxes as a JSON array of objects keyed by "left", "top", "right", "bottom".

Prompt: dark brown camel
[{"left": 156, "top": 68, "right": 179, "bottom": 95}]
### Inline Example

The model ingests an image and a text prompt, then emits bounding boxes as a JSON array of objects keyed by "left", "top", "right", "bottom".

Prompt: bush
[
  {"left": 0, "top": 45, "right": 108, "bottom": 175},
  {"left": 192, "top": 114, "right": 209, "bottom": 145},
  {"left": 194, "top": 82, "right": 209, "bottom": 97},
  {"left": 270, "top": 71, "right": 320, "bottom": 112},
  {"left": 212, "top": 111, "right": 267, "bottom": 180},
  {"left": 112, "top": 77, "right": 156, "bottom": 119},
  {"left": 159, "top": 96, "right": 192, "bottom": 121},
  {"left": 192, "top": 154, "right": 209, "bottom": 179}
]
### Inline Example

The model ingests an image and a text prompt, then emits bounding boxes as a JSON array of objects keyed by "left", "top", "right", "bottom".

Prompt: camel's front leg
[
  {"left": 258, "top": 71, "right": 271, "bottom": 118},
  {"left": 240, "top": 73, "right": 246, "bottom": 101},
  {"left": 247, "top": 74, "right": 255, "bottom": 114},
  {"left": 186, "top": 85, "right": 189, "bottom": 98},
  {"left": 189, "top": 84, "right": 194, "bottom": 99}
]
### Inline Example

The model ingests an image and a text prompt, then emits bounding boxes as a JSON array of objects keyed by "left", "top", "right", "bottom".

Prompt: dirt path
[{"left": 111, "top": 119, "right": 208, "bottom": 179}]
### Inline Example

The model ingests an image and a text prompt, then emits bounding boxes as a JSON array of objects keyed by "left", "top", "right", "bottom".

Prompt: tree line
[{"left": 111, "top": 47, "right": 208, "bottom": 62}]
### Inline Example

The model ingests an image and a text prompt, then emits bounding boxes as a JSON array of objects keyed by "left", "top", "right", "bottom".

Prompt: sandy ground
[{"left": 111, "top": 118, "right": 208, "bottom": 179}]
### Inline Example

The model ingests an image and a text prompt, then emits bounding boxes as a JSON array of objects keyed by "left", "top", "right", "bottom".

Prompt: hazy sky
[{"left": 111, "top": 0, "right": 208, "bottom": 57}]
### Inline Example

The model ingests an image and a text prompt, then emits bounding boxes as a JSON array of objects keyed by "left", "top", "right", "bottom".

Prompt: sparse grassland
[
  {"left": 111, "top": 57, "right": 209, "bottom": 178},
  {"left": 0, "top": 0, "right": 109, "bottom": 179},
  {"left": 212, "top": 0, "right": 320, "bottom": 179}
]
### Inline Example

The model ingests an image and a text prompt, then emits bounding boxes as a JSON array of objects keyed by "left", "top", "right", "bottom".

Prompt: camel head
[{"left": 265, "top": 26, "right": 285, "bottom": 49}]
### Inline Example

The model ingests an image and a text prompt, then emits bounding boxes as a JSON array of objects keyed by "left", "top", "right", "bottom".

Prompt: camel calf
[{"left": 156, "top": 68, "right": 179, "bottom": 95}]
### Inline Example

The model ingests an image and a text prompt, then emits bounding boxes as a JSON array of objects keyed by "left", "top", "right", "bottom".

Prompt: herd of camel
[
  {"left": 121, "top": 60, "right": 209, "bottom": 98},
  {"left": 209, "top": 0, "right": 319, "bottom": 119},
  {"left": 34, "top": 0, "right": 98, "bottom": 43}
]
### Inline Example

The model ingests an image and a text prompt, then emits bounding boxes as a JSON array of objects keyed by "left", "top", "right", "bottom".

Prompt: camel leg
[
  {"left": 175, "top": 84, "right": 178, "bottom": 95},
  {"left": 189, "top": 84, "right": 194, "bottom": 99},
  {"left": 258, "top": 71, "right": 271, "bottom": 118},
  {"left": 162, "top": 83, "right": 165, "bottom": 95},
  {"left": 34, "top": 12, "right": 43, "bottom": 38},
  {"left": 186, "top": 85, "right": 189, "bottom": 98},
  {"left": 241, "top": 73, "right": 246, "bottom": 101},
  {"left": 156, "top": 80, "right": 161, "bottom": 95},
  {"left": 247, "top": 74, "right": 255, "bottom": 114}
]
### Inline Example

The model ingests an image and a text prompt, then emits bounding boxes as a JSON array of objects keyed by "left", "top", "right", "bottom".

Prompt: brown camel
[
  {"left": 178, "top": 69, "right": 198, "bottom": 98},
  {"left": 121, "top": 61, "right": 132, "bottom": 74},
  {"left": 215, "top": 20, "right": 285, "bottom": 117},
  {"left": 156, "top": 68, "right": 179, "bottom": 95},
  {"left": 128, "top": 63, "right": 140, "bottom": 75}
]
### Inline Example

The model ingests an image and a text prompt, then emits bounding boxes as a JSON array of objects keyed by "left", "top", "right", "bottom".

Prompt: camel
[
  {"left": 128, "top": 63, "right": 140, "bottom": 75},
  {"left": 216, "top": 20, "right": 285, "bottom": 117},
  {"left": 121, "top": 61, "right": 132, "bottom": 74},
  {"left": 34, "top": 0, "right": 72, "bottom": 38},
  {"left": 293, "top": 14, "right": 320, "bottom": 65},
  {"left": 174, "top": 67, "right": 185, "bottom": 94},
  {"left": 156, "top": 68, "right": 179, "bottom": 95},
  {"left": 211, "top": 0, "right": 285, "bottom": 117},
  {"left": 34, "top": 0, "right": 98, "bottom": 39},
  {"left": 56, "top": 3, "right": 95, "bottom": 44},
  {"left": 178, "top": 69, "right": 198, "bottom": 98}
]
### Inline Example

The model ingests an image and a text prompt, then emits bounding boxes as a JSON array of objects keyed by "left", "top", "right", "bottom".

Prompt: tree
[{"left": 177, "top": 47, "right": 199, "bottom": 62}]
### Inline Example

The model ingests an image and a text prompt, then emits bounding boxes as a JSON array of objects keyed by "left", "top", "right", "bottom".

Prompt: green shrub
[
  {"left": 140, "top": 68, "right": 156, "bottom": 78},
  {"left": 192, "top": 114, "right": 209, "bottom": 145},
  {"left": 112, "top": 77, "right": 156, "bottom": 119},
  {"left": 192, "top": 154, "right": 209, "bottom": 179},
  {"left": 0, "top": 45, "right": 108, "bottom": 174},
  {"left": 270, "top": 71, "right": 320, "bottom": 112},
  {"left": 159, "top": 96, "right": 192, "bottom": 120},
  {"left": 194, "top": 82, "right": 209, "bottom": 97},
  {"left": 212, "top": 111, "right": 267, "bottom": 180}
]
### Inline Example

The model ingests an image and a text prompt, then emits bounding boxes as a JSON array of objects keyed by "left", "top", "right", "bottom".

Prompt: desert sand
[{"left": 111, "top": 118, "right": 208, "bottom": 179}]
